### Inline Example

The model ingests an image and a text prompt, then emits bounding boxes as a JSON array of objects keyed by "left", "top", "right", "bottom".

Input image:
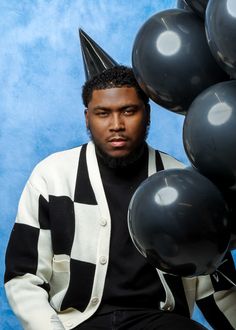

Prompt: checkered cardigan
[{"left": 5, "top": 142, "right": 236, "bottom": 330}]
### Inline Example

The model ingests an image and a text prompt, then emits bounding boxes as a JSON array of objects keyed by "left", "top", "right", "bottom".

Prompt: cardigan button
[
  {"left": 100, "top": 218, "right": 107, "bottom": 226},
  {"left": 91, "top": 297, "right": 99, "bottom": 305},
  {"left": 65, "top": 321, "right": 74, "bottom": 328},
  {"left": 99, "top": 256, "right": 107, "bottom": 265}
]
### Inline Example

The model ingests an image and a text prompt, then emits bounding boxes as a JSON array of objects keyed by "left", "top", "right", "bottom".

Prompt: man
[{"left": 4, "top": 66, "right": 236, "bottom": 330}]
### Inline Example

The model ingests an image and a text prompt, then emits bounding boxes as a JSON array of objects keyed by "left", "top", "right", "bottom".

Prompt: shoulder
[
  {"left": 28, "top": 145, "right": 86, "bottom": 193},
  {"left": 34, "top": 145, "right": 83, "bottom": 173},
  {"left": 159, "top": 151, "right": 185, "bottom": 169},
  {"left": 147, "top": 144, "right": 185, "bottom": 169}
]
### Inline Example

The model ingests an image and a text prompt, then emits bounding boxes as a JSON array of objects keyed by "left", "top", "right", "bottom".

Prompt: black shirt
[{"left": 96, "top": 145, "right": 165, "bottom": 313}]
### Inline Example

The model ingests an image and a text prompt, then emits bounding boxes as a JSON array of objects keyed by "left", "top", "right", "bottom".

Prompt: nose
[{"left": 109, "top": 113, "right": 125, "bottom": 131}]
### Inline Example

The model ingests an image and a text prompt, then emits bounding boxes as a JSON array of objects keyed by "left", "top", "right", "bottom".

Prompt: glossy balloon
[
  {"left": 132, "top": 9, "right": 227, "bottom": 114},
  {"left": 205, "top": 0, "right": 236, "bottom": 78},
  {"left": 185, "top": 0, "right": 208, "bottom": 18},
  {"left": 128, "top": 168, "right": 230, "bottom": 277},
  {"left": 183, "top": 80, "right": 236, "bottom": 189}
]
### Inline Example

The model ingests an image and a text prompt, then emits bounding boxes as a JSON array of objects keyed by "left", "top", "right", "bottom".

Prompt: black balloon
[
  {"left": 185, "top": 0, "right": 208, "bottom": 18},
  {"left": 128, "top": 168, "right": 230, "bottom": 277},
  {"left": 205, "top": 0, "right": 236, "bottom": 79},
  {"left": 132, "top": 9, "right": 227, "bottom": 114},
  {"left": 183, "top": 80, "right": 236, "bottom": 189}
]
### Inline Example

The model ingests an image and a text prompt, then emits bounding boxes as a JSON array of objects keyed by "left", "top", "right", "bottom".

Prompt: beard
[
  {"left": 87, "top": 127, "right": 149, "bottom": 169},
  {"left": 95, "top": 142, "right": 146, "bottom": 168}
]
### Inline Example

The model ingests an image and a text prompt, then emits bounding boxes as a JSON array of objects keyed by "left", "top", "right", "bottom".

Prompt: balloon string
[{"left": 216, "top": 270, "right": 236, "bottom": 287}]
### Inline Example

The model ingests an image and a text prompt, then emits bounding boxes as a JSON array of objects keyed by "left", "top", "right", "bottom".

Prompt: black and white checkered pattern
[{"left": 4, "top": 142, "right": 236, "bottom": 330}]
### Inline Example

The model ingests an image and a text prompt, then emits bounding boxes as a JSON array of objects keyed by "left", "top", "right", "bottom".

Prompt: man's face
[{"left": 85, "top": 87, "right": 150, "bottom": 158}]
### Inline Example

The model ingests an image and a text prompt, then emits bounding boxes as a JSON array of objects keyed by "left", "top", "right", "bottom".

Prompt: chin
[{"left": 108, "top": 150, "right": 130, "bottom": 158}]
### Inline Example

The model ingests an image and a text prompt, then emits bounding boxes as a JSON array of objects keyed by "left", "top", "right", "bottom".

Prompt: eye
[
  {"left": 123, "top": 108, "right": 136, "bottom": 116},
  {"left": 96, "top": 110, "right": 109, "bottom": 117}
]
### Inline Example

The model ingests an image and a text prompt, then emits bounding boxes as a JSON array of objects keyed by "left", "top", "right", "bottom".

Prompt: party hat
[{"left": 79, "top": 28, "right": 118, "bottom": 81}]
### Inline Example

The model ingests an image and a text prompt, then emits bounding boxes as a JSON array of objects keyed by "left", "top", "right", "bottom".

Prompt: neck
[{"left": 95, "top": 142, "right": 146, "bottom": 169}]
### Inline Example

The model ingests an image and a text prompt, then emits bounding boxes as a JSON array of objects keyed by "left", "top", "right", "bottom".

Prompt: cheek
[
  {"left": 128, "top": 117, "right": 147, "bottom": 135},
  {"left": 88, "top": 119, "right": 107, "bottom": 136}
]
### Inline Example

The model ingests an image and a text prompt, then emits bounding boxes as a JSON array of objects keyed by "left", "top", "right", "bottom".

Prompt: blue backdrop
[{"left": 1, "top": 1, "right": 233, "bottom": 329}]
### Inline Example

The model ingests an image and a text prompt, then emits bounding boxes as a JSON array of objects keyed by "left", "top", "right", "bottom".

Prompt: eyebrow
[
  {"left": 93, "top": 104, "right": 142, "bottom": 111},
  {"left": 93, "top": 106, "right": 110, "bottom": 111}
]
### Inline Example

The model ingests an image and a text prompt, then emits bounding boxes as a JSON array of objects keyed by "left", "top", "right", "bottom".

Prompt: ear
[
  {"left": 84, "top": 109, "right": 89, "bottom": 128},
  {"left": 146, "top": 104, "right": 151, "bottom": 125}
]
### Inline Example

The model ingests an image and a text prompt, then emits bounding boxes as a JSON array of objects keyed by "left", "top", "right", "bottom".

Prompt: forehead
[{"left": 88, "top": 87, "right": 142, "bottom": 107}]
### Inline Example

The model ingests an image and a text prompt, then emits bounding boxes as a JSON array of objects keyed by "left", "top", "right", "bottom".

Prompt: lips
[{"left": 108, "top": 136, "right": 128, "bottom": 148}]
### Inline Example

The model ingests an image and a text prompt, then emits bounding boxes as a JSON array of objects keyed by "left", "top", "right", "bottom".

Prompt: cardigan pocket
[
  {"left": 49, "top": 254, "right": 71, "bottom": 311},
  {"left": 52, "top": 254, "right": 70, "bottom": 272}
]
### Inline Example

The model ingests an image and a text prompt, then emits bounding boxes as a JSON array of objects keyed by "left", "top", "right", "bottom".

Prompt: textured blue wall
[{"left": 1, "top": 1, "right": 233, "bottom": 329}]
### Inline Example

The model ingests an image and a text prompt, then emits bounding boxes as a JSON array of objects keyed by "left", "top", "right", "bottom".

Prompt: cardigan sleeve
[
  {"left": 4, "top": 176, "right": 65, "bottom": 330},
  {"left": 195, "top": 251, "right": 236, "bottom": 330}
]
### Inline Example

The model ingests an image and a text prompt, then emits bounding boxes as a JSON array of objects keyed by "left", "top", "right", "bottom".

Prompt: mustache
[{"left": 86, "top": 126, "right": 128, "bottom": 142}]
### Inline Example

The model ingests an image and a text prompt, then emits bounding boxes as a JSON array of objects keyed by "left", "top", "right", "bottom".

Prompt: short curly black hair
[{"left": 82, "top": 65, "right": 149, "bottom": 107}]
